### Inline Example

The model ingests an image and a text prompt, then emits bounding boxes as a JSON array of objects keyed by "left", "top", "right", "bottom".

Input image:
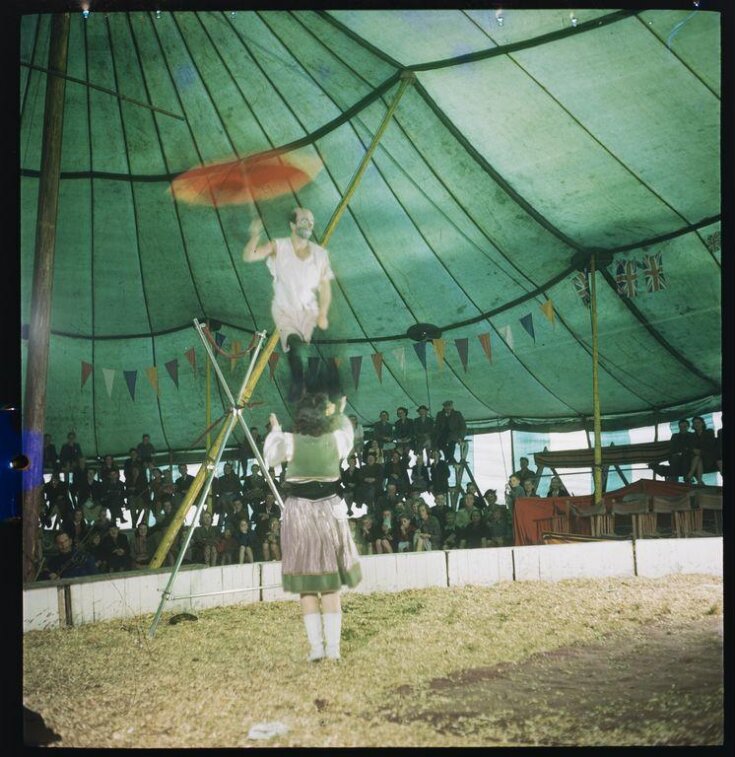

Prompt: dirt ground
[{"left": 22, "top": 574, "right": 724, "bottom": 748}]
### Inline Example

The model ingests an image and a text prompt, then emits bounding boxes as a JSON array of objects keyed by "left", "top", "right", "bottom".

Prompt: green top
[{"left": 286, "top": 433, "right": 341, "bottom": 482}]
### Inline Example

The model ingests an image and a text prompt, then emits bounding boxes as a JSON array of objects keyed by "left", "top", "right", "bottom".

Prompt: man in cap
[{"left": 433, "top": 400, "right": 467, "bottom": 464}]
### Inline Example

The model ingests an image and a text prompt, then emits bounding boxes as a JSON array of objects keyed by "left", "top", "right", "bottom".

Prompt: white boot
[
  {"left": 303, "top": 613, "right": 325, "bottom": 662},
  {"left": 323, "top": 612, "right": 342, "bottom": 660}
]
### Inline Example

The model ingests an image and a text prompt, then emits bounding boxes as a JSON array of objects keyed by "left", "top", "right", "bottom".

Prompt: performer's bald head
[{"left": 289, "top": 207, "right": 315, "bottom": 240}]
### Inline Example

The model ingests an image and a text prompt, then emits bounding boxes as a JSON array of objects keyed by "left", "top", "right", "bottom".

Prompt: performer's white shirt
[{"left": 266, "top": 238, "right": 334, "bottom": 315}]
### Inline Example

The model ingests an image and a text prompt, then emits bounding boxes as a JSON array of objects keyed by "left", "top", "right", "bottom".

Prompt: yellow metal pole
[{"left": 589, "top": 253, "right": 603, "bottom": 505}]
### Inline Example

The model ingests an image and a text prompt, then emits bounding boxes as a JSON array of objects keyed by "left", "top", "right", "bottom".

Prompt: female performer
[{"left": 263, "top": 393, "right": 362, "bottom": 661}]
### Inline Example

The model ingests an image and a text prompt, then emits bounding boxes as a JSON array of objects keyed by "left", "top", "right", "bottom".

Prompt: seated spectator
[
  {"left": 136, "top": 434, "right": 156, "bottom": 468},
  {"left": 150, "top": 497, "right": 174, "bottom": 538},
  {"left": 99, "top": 468, "right": 127, "bottom": 525},
  {"left": 667, "top": 419, "right": 694, "bottom": 481},
  {"left": 86, "top": 530, "right": 107, "bottom": 572},
  {"left": 362, "top": 438, "right": 383, "bottom": 465},
  {"left": 374, "top": 508, "right": 393, "bottom": 554},
  {"left": 348, "top": 415, "right": 365, "bottom": 460},
  {"left": 354, "top": 515, "right": 376, "bottom": 556},
  {"left": 393, "top": 514, "right": 416, "bottom": 553},
  {"left": 442, "top": 510, "right": 459, "bottom": 550},
  {"left": 174, "top": 464, "right": 195, "bottom": 505},
  {"left": 546, "top": 476, "right": 570, "bottom": 498},
  {"left": 522, "top": 478, "right": 539, "bottom": 498},
  {"left": 216, "top": 526, "right": 238, "bottom": 566},
  {"left": 375, "top": 482, "right": 403, "bottom": 519},
  {"left": 428, "top": 450, "right": 450, "bottom": 497},
  {"left": 192, "top": 510, "right": 219, "bottom": 566},
  {"left": 686, "top": 416, "right": 718, "bottom": 484},
  {"left": 159, "top": 469, "right": 177, "bottom": 501},
  {"left": 384, "top": 449, "right": 410, "bottom": 494},
  {"left": 482, "top": 489, "right": 498, "bottom": 509},
  {"left": 234, "top": 518, "right": 256, "bottom": 564},
  {"left": 485, "top": 506, "right": 512, "bottom": 547},
  {"left": 393, "top": 407, "right": 414, "bottom": 456},
  {"left": 410, "top": 456, "right": 431, "bottom": 494},
  {"left": 61, "top": 508, "right": 89, "bottom": 548},
  {"left": 43, "top": 433, "right": 59, "bottom": 472},
  {"left": 123, "top": 448, "right": 144, "bottom": 483},
  {"left": 72, "top": 467, "right": 102, "bottom": 515},
  {"left": 90, "top": 508, "right": 112, "bottom": 538},
  {"left": 98, "top": 454, "right": 119, "bottom": 482},
  {"left": 251, "top": 491, "right": 281, "bottom": 557},
  {"left": 41, "top": 532, "right": 98, "bottom": 581},
  {"left": 262, "top": 516, "right": 281, "bottom": 562},
  {"left": 413, "top": 405, "right": 434, "bottom": 460},
  {"left": 372, "top": 410, "right": 394, "bottom": 452},
  {"left": 70, "top": 455, "right": 91, "bottom": 490},
  {"left": 129, "top": 522, "right": 153, "bottom": 569},
  {"left": 455, "top": 493, "right": 480, "bottom": 530},
  {"left": 460, "top": 509, "right": 488, "bottom": 549},
  {"left": 504, "top": 474, "right": 525, "bottom": 513},
  {"left": 340, "top": 455, "right": 361, "bottom": 517},
  {"left": 100, "top": 525, "right": 131, "bottom": 572},
  {"left": 43, "top": 472, "right": 74, "bottom": 527},
  {"left": 433, "top": 400, "right": 466, "bottom": 463},
  {"left": 214, "top": 462, "right": 242, "bottom": 518},
  {"left": 242, "top": 463, "right": 267, "bottom": 506},
  {"left": 125, "top": 465, "right": 150, "bottom": 528},
  {"left": 223, "top": 497, "right": 248, "bottom": 534},
  {"left": 414, "top": 502, "right": 441, "bottom": 551},
  {"left": 430, "top": 493, "right": 451, "bottom": 529},
  {"left": 357, "top": 452, "right": 383, "bottom": 514},
  {"left": 512, "top": 456, "right": 537, "bottom": 486},
  {"left": 59, "top": 432, "right": 83, "bottom": 474}
]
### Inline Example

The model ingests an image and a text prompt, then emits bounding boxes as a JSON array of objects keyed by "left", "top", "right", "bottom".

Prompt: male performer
[{"left": 243, "top": 208, "right": 335, "bottom": 401}]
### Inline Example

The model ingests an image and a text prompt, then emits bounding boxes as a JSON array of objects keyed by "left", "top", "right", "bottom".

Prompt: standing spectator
[
  {"left": 174, "top": 464, "right": 195, "bottom": 506},
  {"left": 43, "top": 472, "right": 74, "bottom": 527},
  {"left": 262, "top": 516, "right": 282, "bottom": 562},
  {"left": 192, "top": 510, "right": 219, "bottom": 566},
  {"left": 414, "top": 502, "right": 441, "bottom": 551},
  {"left": 234, "top": 518, "right": 256, "bottom": 564},
  {"left": 513, "top": 457, "right": 537, "bottom": 486},
  {"left": 136, "top": 434, "right": 156, "bottom": 467},
  {"left": 372, "top": 411, "right": 394, "bottom": 452},
  {"left": 129, "top": 522, "right": 153, "bottom": 569},
  {"left": 428, "top": 450, "right": 450, "bottom": 497},
  {"left": 99, "top": 468, "right": 127, "bottom": 525},
  {"left": 393, "top": 407, "right": 414, "bottom": 457},
  {"left": 340, "top": 455, "right": 361, "bottom": 517},
  {"left": 433, "top": 400, "right": 466, "bottom": 464},
  {"left": 41, "top": 532, "right": 98, "bottom": 581},
  {"left": 100, "top": 525, "right": 131, "bottom": 572},
  {"left": 413, "top": 405, "right": 434, "bottom": 462},
  {"left": 43, "top": 434, "right": 59, "bottom": 471},
  {"left": 666, "top": 419, "right": 694, "bottom": 481},
  {"left": 460, "top": 509, "right": 488, "bottom": 549},
  {"left": 686, "top": 416, "right": 717, "bottom": 485},
  {"left": 504, "top": 474, "right": 525, "bottom": 513},
  {"left": 393, "top": 514, "right": 416, "bottom": 553},
  {"left": 59, "top": 432, "right": 83, "bottom": 474},
  {"left": 348, "top": 415, "right": 365, "bottom": 459},
  {"left": 522, "top": 478, "right": 538, "bottom": 498}
]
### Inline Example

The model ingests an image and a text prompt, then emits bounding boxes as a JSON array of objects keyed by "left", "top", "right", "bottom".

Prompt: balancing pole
[{"left": 22, "top": 13, "right": 70, "bottom": 583}]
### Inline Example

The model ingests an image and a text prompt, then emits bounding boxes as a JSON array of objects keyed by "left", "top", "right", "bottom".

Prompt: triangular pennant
[
  {"left": 431, "top": 338, "right": 445, "bottom": 370},
  {"left": 371, "top": 353, "right": 383, "bottom": 383},
  {"left": 350, "top": 356, "right": 362, "bottom": 390},
  {"left": 184, "top": 347, "right": 197, "bottom": 375},
  {"left": 413, "top": 342, "right": 427, "bottom": 370},
  {"left": 454, "top": 338, "right": 469, "bottom": 372},
  {"left": 478, "top": 333, "right": 492, "bottom": 362},
  {"left": 81, "top": 361, "right": 93, "bottom": 388},
  {"left": 519, "top": 313, "right": 535, "bottom": 342},
  {"left": 540, "top": 299, "right": 555, "bottom": 325},
  {"left": 499, "top": 325, "right": 514, "bottom": 352},
  {"left": 165, "top": 358, "right": 179, "bottom": 388},
  {"left": 145, "top": 366, "right": 160, "bottom": 396},
  {"left": 268, "top": 351, "right": 280, "bottom": 380},
  {"left": 392, "top": 347, "right": 406, "bottom": 376},
  {"left": 124, "top": 370, "right": 138, "bottom": 401},
  {"left": 214, "top": 332, "right": 226, "bottom": 349},
  {"left": 230, "top": 340, "right": 242, "bottom": 372},
  {"left": 333, "top": 357, "right": 343, "bottom": 369},
  {"left": 102, "top": 368, "right": 115, "bottom": 398}
]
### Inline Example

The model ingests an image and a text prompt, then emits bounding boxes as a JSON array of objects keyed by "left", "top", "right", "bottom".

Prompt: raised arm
[
  {"left": 242, "top": 217, "right": 275, "bottom": 263},
  {"left": 317, "top": 277, "right": 332, "bottom": 330}
]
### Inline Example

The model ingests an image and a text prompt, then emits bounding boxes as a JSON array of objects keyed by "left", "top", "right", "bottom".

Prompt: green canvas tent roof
[{"left": 19, "top": 8, "right": 722, "bottom": 457}]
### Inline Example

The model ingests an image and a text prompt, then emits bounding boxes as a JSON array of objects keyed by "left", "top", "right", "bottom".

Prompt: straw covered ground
[{"left": 23, "top": 574, "right": 723, "bottom": 748}]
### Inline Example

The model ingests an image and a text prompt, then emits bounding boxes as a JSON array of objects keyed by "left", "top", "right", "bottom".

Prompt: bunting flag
[
  {"left": 333, "top": 357, "right": 343, "bottom": 369},
  {"left": 350, "top": 356, "right": 362, "bottom": 390},
  {"left": 571, "top": 271, "right": 590, "bottom": 308},
  {"left": 102, "top": 368, "right": 115, "bottom": 398},
  {"left": 615, "top": 259, "right": 638, "bottom": 298},
  {"left": 413, "top": 341, "right": 427, "bottom": 370},
  {"left": 145, "top": 366, "right": 160, "bottom": 396},
  {"left": 124, "top": 370, "right": 138, "bottom": 400},
  {"left": 230, "top": 340, "right": 242, "bottom": 372},
  {"left": 165, "top": 358, "right": 179, "bottom": 388},
  {"left": 371, "top": 352, "right": 383, "bottom": 383},
  {"left": 499, "top": 325, "right": 514, "bottom": 352},
  {"left": 268, "top": 351, "right": 280, "bottom": 380},
  {"left": 432, "top": 338, "right": 445, "bottom": 369},
  {"left": 641, "top": 252, "right": 667, "bottom": 292},
  {"left": 184, "top": 347, "right": 197, "bottom": 375},
  {"left": 454, "top": 338, "right": 469, "bottom": 372},
  {"left": 478, "top": 332, "right": 492, "bottom": 363},
  {"left": 81, "top": 361, "right": 93, "bottom": 388},
  {"left": 392, "top": 347, "right": 406, "bottom": 376},
  {"left": 519, "top": 313, "right": 535, "bottom": 342},
  {"left": 540, "top": 299, "right": 555, "bottom": 325}
]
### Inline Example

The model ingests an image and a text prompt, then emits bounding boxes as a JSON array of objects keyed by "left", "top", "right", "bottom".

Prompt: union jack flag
[
  {"left": 571, "top": 271, "right": 590, "bottom": 308},
  {"left": 641, "top": 252, "right": 667, "bottom": 293},
  {"left": 615, "top": 260, "right": 638, "bottom": 298}
]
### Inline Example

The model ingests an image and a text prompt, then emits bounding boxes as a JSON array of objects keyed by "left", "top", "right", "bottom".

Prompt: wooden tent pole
[
  {"left": 22, "top": 13, "right": 70, "bottom": 583},
  {"left": 589, "top": 254, "right": 603, "bottom": 505}
]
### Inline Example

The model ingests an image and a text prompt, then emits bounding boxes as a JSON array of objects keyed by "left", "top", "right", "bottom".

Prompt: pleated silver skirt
[{"left": 280, "top": 494, "right": 362, "bottom": 594}]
